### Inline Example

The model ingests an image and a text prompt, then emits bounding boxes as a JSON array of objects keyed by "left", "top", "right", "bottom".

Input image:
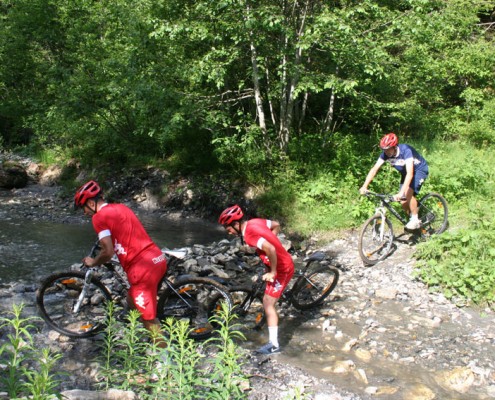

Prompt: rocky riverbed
[{"left": 1, "top": 181, "right": 495, "bottom": 400}]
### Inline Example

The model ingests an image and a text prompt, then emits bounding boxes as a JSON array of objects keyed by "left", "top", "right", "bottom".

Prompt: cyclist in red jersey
[
  {"left": 74, "top": 180, "right": 168, "bottom": 345},
  {"left": 219, "top": 205, "right": 295, "bottom": 354}
]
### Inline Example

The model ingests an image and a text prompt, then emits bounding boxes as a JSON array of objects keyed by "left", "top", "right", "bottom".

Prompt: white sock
[
  {"left": 410, "top": 214, "right": 419, "bottom": 221},
  {"left": 268, "top": 326, "right": 279, "bottom": 347}
]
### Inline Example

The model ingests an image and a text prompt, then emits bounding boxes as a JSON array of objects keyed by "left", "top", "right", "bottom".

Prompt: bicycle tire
[
  {"left": 358, "top": 215, "right": 394, "bottom": 265},
  {"left": 229, "top": 286, "right": 265, "bottom": 330},
  {"left": 157, "top": 276, "right": 233, "bottom": 340},
  {"left": 291, "top": 264, "right": 339, "bottom": 310},
  {"left": 36, "top": 271, "right": 112, "bottom": 339},
  {"left": 418, "top": 192, "right": 448, "bottom": 236}
]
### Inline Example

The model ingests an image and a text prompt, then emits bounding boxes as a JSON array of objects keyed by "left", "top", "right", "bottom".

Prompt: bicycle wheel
[
  {"left": 157, "top": 277, "right": 233, "bottom": 340},
  {"left": 229, "top": 286, "right": 265, "bottom": 330},
  {"left": 291, "top": 264, "right": 339, "bottom": 310},
  {"left": 418, "top": 192, "right": 448, "bottom": 236},
  {"left": 358, "top": 215, "right": 394, "bottom": 265},
  {"left": 36, "top": 271, "right": 112, "bottom": 339}
]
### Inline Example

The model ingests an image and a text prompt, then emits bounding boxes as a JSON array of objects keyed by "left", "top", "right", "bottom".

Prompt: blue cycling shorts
[{"left": 400, "top": 170, "right": 428, "bottom": 195}]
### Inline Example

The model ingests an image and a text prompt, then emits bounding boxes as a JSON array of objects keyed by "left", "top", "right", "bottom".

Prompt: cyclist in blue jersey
[{"left": 359, "top": 133, "right": 429, "bottom": 230}]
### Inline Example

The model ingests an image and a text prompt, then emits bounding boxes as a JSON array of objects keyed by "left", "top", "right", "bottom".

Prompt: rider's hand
[
  {"left": 393, "top": 193, "right": 407, "bottom": 202},
  {"left": 359, "top": 186, "right": 368, "bottom": 195},
  {"left": 82, "top": 256, "right": 95, "bottom": 267},
  {"left": 262, "top": 272, "right": 276, "bottom": 283}
]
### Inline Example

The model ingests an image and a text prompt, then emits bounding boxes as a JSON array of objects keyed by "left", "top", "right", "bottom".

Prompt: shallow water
[{"left": 0, "top": 211, "right": 225, "bottom": 283}]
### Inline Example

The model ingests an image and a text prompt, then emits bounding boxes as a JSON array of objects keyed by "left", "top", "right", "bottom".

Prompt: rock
[
  {"left": 0, "top": 162, "right": 28, "bottom": 188},
  {"left": 402, "top": 384, "right": 435, "bottom": 399},
  {"left": 434, "top": 366, "right": 475, "bottom": 393},
  {"left": 60, "top": 389, "right": 137, "bottom": 400}
]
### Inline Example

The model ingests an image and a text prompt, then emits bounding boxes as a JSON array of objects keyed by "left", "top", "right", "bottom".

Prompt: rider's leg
[
  {"left": 263, "top": 294, "right": 279, "bottom": 346},
  {"left": 127, "top": 292, "right": 167, "bottom": 347},
  {"left": 402, "top": 187, "right": 421, "bottom": 229},
  {"left": 400, "top": 186, "right": 418, "bottom": 215}
]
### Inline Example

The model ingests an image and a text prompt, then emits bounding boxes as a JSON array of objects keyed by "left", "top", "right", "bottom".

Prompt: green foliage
[
  {"left": 204, "top": 302, "right": 247, "bottom": 398},
  {"left": 96, "top": 300, "right": 249, "bottom": 399},
  {"left": 1, "top": 0, "right": 493, "bottom": 173},
  {"left": 414, "top": 209, "right": 495, "bottom": 306},
  {"left": 411, "top": 141, "right": 495, "bottom": 307},
  {"left": 97, "top": 309, "right": 149, "bottom": 391},
  {"left": 0, "top": 303, "right": 62, "bottom": 399},
  {"left": 97, "top": 300, "right": 121, "bottom": 390},
  {"left": 445, "top": 96, "right": 495, "bottom": 146},
  {"left": 423, "top": 142, "right": 494, "bottom": 204}
]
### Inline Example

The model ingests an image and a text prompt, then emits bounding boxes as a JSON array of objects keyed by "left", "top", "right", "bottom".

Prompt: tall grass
[
  {"left": 0, "top": 301, "right": 250, "bottom": 399},
  {"left": 0, "top": 303, "right": 62, "bottom": 399},
  {"left": 97, "top": 303, "right": 249, "bottom": 399}
]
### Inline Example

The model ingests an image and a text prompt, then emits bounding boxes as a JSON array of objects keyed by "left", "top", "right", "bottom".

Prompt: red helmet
[
  {"left": 74, "top": 180, "right": 102, "bottom": 208},
  {"left": 379, "top": 133, "right": 398, "bottom": 149},
  {"left": 218, "top": 205, "right": 244, "bottom": 225}
]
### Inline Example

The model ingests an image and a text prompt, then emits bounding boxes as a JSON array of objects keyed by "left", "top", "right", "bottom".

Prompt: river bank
[{"left": 1, "top": 180, "right": 495, "bottom": 399}]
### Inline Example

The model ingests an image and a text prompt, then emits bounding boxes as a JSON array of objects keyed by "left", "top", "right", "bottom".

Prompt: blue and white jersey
[{"left": 379, "top": 144, "right": 428, "bottom": 177}]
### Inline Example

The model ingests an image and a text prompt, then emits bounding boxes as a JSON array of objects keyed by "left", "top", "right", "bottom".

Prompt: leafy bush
[
  {"left": 424, "top": 143, "right": 494, "bottom": 204},
  {"left": 414, "top": 208, "right": 495, "bottom": 306}
]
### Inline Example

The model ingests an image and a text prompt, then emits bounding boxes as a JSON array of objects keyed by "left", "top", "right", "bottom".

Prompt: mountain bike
[
  {"left": 36, "top": 239, "right": 233, "bottom": 340},
  {"left": 226, "top": 251, "right": 340, "bottom": 330},
  {"left": 358, "top": 191, "right": 448, "bottom": 265}
]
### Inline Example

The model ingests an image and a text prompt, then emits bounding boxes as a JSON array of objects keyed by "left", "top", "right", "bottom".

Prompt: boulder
[{"left": 0, "top": 161, "right": 28, "bottom": 189}]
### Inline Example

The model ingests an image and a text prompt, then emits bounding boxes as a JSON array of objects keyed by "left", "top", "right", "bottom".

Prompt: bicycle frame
[
  {"left": 79, "top": 239, "right": 195, "bottom": 313},
  {"left": 238, "top": 252, "right": 328, "bottom": 309},
  {"left": 371, "top": 193, "right": 407, "bottom": 225}
]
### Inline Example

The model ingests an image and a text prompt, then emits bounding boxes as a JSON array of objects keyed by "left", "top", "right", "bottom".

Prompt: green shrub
[{"left": 414, "top": 209, "right": 495, "bottom": 306}]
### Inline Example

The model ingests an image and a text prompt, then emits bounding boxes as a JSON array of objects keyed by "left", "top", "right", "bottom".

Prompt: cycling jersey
[
  {"left": 92, "top": 203, "right": 158, "bottom": 270},
  {"left": 379, "top": 144, "right": 429, "bottom": 177},
  {"left": 243, "top": 219, "right": 294, "bottom": 273},
  {"left": 92, "top": 203, "right": 167, "bottom": 320},
  {"left": 243, "top": 218, "right": 295, "bottom": 298}
]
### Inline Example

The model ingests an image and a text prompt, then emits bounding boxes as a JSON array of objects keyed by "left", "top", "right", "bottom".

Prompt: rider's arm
[
  {"left": 397, "top": 158, "right": 414, "bottom": 199},
  {"left": 82, "top": 235, "right": 114, "bottom": 267},
  {"left": 260, "top": 240, "right": 277, "bottom": 283},
  {"left": 360, "top": 158, "right": 385, "bottom": 194},
  {"left": 269, "top": 220, "right": 281, "bottom": 235}
]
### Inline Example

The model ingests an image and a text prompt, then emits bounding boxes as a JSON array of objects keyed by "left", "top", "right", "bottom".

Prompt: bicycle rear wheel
[
  {"left": 291, "top": 264, "right": 339, "bottom": 310},
  {"left": 418, "top": 192, "right": 448, "bottom": 236},
  {"left": 358, "top": 215, "right": 394, "bottom": 265},
  {"left": 229, "top": 287, "right": 265, "bottom": 330},
  {"left": 36, "top": 272, "right": 112, "bottom": 338},
  {"left": 157, "top": 277, "right": 233, "bottom": 340}
]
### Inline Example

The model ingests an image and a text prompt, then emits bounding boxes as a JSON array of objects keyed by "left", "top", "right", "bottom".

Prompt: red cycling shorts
[
  {"left": 127, "top": 248, "right": 167, "bottom": 321},
  {"left": 265, "top": 268, "right": 294, "bottom": 299}
]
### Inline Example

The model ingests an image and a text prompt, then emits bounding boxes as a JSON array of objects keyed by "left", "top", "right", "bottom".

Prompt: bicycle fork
[
  {"left": 373, "top": 207, "right": 388, "bottom": 241},
  {"left": 73, "top": 269, "right": 94, "bottom": 313}
]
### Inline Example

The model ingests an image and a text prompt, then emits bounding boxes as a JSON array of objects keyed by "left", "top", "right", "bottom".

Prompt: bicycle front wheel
[
  {"left": 291, "top": 264, "right": 339, "bottom": 310},
  {"left": 229, "top": 286, "right": 265, "bottom": 330},
  {"left": 358, "top": 215, "right": 394, "bottom": 265},
  {"left": 157, "top": 277, "right": 233, "bottom": 340},
  {"left": 418, "top": 192, "right": 448, "bottom": 236},
  {"left": 36, "top": 272, "right": 112, "bottom": 339}
]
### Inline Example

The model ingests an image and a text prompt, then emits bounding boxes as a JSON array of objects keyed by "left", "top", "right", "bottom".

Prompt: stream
[{"left": 0, "top": 212, "right": 225, "bottom": 284}]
